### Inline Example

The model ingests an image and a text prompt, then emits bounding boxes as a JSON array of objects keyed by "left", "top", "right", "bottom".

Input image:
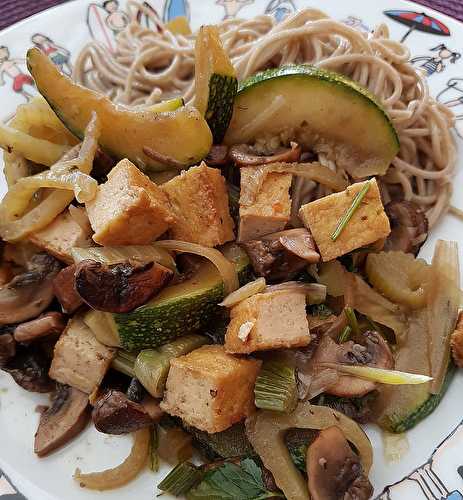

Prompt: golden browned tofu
[
  {"left": 239, "top": 168, "right": 292, "bottom": 241},
  {"left": 86, "top": 159, "right": 173, "bottom": 246},
  {"left": 160, "top": 345, "right": 261, "bottom": 433},
  {"left": 225, "top": 290, "right": 310, "bottom": 354},
  {"left": 299, "top": 178, "right": 390, "bottom": 261},
  {"left": 162, "top": 162, "right": 235, "bottom": 247},
  {"left": 451, "top": 311, "right": 463, "bottom": 368},
  {"left": 49, "top": 317, "right": 115, "bottom": 394},
  {"left": 29, "top": 208, "right": 92, "bottom": 264}
]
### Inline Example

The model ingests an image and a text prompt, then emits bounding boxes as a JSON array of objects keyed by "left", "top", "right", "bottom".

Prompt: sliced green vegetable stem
[
  {"left": 158, "top": 462, "right": 203, "bottom": 497},
  {"left": 254, "top": 361, "right": 297, "bottom": 413},
  {"left": 111, "top": 351, "right": 136, "bottom": 378},
  {"left": 149, "top": 425, "right": 160, "bottom": 473},
  {"left": 331, "top": 180, "right": 371, "bottom": 241},
  {"left": 344, "top": 307, "right": 360, "bottom": 336},
  {"left": 338, "top": 325, "right": 352, "bottom": 343}
]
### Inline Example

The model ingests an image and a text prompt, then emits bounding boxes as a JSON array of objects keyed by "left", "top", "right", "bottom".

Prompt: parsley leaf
[{"left": 186, "top": 458, "right": 283, "bottom": 500}]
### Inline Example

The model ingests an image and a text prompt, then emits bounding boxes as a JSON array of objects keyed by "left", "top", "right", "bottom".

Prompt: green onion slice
[
  {"left": 254, "top": 361, "right": 297, "bottom": 413},
  {"left": 338, "top": 325, "right": 352, "bottom": 343},
  {"left": 344, "top": 307, "right": 360, "bottom": 336},
  {"left": 157, "top": 462, "right": 203, "bottom": 497}
]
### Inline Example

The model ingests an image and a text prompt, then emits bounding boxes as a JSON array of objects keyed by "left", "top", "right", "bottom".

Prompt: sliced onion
[
  {"left": 219, "top": 277, "right": 266, "bottom": 307},
  {"left": 72, "top": 245, "right": 176, "bottom": 272},
  {"left": 265, "top": 282, "right": 326, "bottom": 305},
  {"left": 229, "top": 142, "right": 301, "bottom": 167},
  {"left": 240, "top": 162, "right": 348, "bottom": 207},
  {"left": 319, "top": 363, "right": 432, "bottom": 385},
  {"left": 382, "top": 430, "right": 409, "bottom": 464},
  {"left": 0, "top": 113, "right": 100, "bottom": 242},
  {"left": 153, "top": 240, "right": 238, "bottom": 294},
  {"left": 74, "top": 428, "right": 149, "bottom": 490}
]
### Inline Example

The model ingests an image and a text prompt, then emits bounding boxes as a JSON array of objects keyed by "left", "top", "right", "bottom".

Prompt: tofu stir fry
[{"left": 0, "top": 8, "right": 461, "bottom": 500}]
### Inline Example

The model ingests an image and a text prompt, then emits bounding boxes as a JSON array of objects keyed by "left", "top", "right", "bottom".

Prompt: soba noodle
[{"left": 73, "top": 2, "right": 457, "bottom": 228}]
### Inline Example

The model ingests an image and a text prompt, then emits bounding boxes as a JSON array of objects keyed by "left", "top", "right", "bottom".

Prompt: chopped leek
[
  {"left": 338, "top": 325, "right": 352, "bottom": 343},
  {"left": 344, "top": 307, "right": 360, "bottom": 336},
  {"left": 72, "top": 245, "right": 176, "bottom": 272},
  {"left": 158, "top": 462, "right": 203, "bottom": 497},
  {"left": 84, "top": 309, "right": 120, "bottom": 347},
  {"left": 254, "top": 361, "right": 297, "bottom": 413},
  {"left": 320, "top": 363, "right": 433, "bottom": 385},
  {"left": 134, "top": 335, "right": 208, "bottom": 398},
  {"left": 331, "top": 180, "right": 371, "bottom": 241},
  {"left": 111, "top": 350, "right": 136, "bottom": 378},
  {"left": 149, "top": 426, "right": 160, "bottom": 473},
  {"left": 219, "top": 277, "right": 266, "bottom": 307}
]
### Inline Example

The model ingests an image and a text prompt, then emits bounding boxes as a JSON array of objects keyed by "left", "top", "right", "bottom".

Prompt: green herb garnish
[
  {"left": 254, "top": 361, "right": 297, "bottom": 413},
  {"left": 344, "top": 307, "right": 360, "bottom": 336},
  {"left": 308, "top": 303, "right": 333, "bottom": 318},
  {"left": 158, "top": 462, "right": 203, "bottom": 497},
  {"left": 186, "top": 458, "right": 284, "bottom": 500},
  {"left": 330, "top": 180, "right": 371, "bottom": 241},
  {"left": 338, "top": 325, "right": 352, "bottom": 343}
]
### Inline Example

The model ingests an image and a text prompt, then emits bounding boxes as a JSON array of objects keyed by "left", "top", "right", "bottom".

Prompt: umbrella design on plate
[{"left": 384, "top": 10, "right": 450, "bottom": 43}]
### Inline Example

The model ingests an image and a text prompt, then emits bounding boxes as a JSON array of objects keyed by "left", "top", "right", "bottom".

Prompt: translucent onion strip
[
  {"left": 153, "top": 240, "right": 239, "bottom": 294},
  {"left": 74, "top": 428, "right": 149, "bottom": 490},
  {"left": 220, "top": 277, "right": 266, "bottom": 307}
]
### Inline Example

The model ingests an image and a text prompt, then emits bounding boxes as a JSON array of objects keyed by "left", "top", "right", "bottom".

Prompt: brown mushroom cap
[
  {"left": 229, "top": 142, "right": 302, "bottom": 167},
  {"left": 34, "top": 384, "right": 89, "bottom": 457},
  {"left": 52, "top": 264, "right": 84, "bottom": 314},
  {"left": 307, "top": 426, "right": 373, "bottom": 500},
  {"left": 0, "top": 333, "right": 16, "bottom": 366},
  {"left": 313, "top": 331, "right": 393, "bottom": 398},
  {"left": 74, "top": 259, "right": 173, "bottom": 313},
  {"left": 264, "top": 228, "right": 320, "bottom": 263},
  {"left": 384, "top": 200, "right": 428, "bottom": 255},
  {"left": 0, "top": 253, "right": 61, "bottom": 325},
  {"left": 14, "top": 312, "right": 66, "bottom": 343},
  {"left": 92, "top": 389, "right": 155, "bottom": 435}
]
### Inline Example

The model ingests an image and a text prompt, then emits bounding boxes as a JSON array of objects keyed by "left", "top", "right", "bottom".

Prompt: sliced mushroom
[
  {"left": 74, "top": 259, "right": 173, "bottom": 313},
  {"left": 126, "top": 377, "right": 146, "bottom": 403},
  {"left": 92, "top": 390, "right": 155, "bottom": 435},
  {"left": 34, "top": 384, "right": 89, "bottom": 457},
  {"left": 229, "top": 142, "right": 302, "bottom": 167},
  {"left": 264, "top": 228, "right": 320, "bottom": 263},
  {"left": 0, "top": 333, "right": 16, "bottom": 366},
  {"left": 313, "top": 331, "right": 393, "bottom": 398},
  {"left": 2, "top": 344, "right": 54, "bottom": 392},
  {"left": 384, "top": 200, "right": 428, "bottom": 255},
  {"left": 52, "top": 264, "right": 84, "bottom": 314},
  {"left": 0, "top": 253, "right": 61, "bottom": 325},
  {"left": 241, "top": 235, "right": 308, "bottom": 282},
  {"left": 14, "top": 312, "right": 66, "bottom": 343},
  {"left": 205, "top": 144, "right": 229, "bottom": 166},
  {"left": 307, "top": 426, "right": 373, "bottom": 500}
]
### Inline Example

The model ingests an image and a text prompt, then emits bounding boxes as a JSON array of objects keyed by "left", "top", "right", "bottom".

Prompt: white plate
[{"left": 1, "top": 1, "right": 463, "bottom": 499}]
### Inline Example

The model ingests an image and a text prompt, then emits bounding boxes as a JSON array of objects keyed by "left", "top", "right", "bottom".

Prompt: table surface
[{"left": 0, "top": 0, "right": 462, "bottom": 31}]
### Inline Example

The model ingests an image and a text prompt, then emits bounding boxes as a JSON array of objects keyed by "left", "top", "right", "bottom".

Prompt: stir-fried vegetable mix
[{"left": 0, "top": 10, "right": 462, "bottom": 500}]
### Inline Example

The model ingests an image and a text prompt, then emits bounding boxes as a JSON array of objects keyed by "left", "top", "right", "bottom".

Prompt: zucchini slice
[
  {"left": 27, "top": 48, "right": 212, "bottom": 171},
  {"left": 224, "top": 65, "right": 399, "bottom": 178},
  {"left": 194, "top": 26, "right": 238, "bottom": 143}
]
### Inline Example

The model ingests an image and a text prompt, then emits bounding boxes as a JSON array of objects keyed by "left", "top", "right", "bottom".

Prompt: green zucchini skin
[
  {"left": 114, "top": 260, "right": 251, "bottom": 351},
  {"left": 206, "top": 74, "right": 238, "bottom": 143},
  {"left": 383, "top": 364, "right": 455, "bottom": 433}
]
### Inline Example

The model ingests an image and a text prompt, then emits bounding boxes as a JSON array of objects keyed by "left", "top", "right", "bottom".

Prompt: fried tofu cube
[
  {"left": 160, "top": 345, "right": 261, "bottom": 433},
  {"left": 86, "top": 159, "right": 173, "bottom": 246},
  {"left": 29, "top": 208, "right": 92, "bottom": 264},
  {"left": 49, "top": 317, "right": 115, "bottom": 394},
  {"left": 298, "top": 178, "right": 390, "bottom": 261},
  {"left": 451, "top": 311, "right": 463, "bottom": 368},
  {"left": 239, "top": 168, "right": 292, "bottom": 241},
  {"left": 225, "top": 290, "right": 310, "bottom": 354},
  {"left": 162, "top": 163, "right": 235, "bottom": 247}
]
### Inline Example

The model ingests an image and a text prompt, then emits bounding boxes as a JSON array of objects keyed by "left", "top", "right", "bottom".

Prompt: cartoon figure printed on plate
[
  {"left": 341, "top": 16, "right": 370, "bottom": 34},
  {"left": 265, "top": 0, "right": 296, "bottom": 22},
  {"left": 377, "top": 420, "right": 463, "bottom": 500},
  {"left": 216, "top": 0, "right": 253, "bottom": 20},
  {"left": 31, "top": 34, "right": 72, "bottom": 76},
  {"left": 163, "top": 0, "right": 190, "bottom": 22},
  {"left": 0, "top": 469, "right": 26, "bottom": 500},
  {"left": 0, "top": 46, "right": 35, "bottom": 101},
  {"left": 383, "top": 10, "right": 450, "bottom": 43},
  {"left": 86, "top": 0, "right": 129, "bottom": 52},
  {"left": 437, "top": 78, "right": 463, "bottom": 138},
  {"left": 411, "top": 44, "right": 461, "bottom": 77},
  {"left": 135, "top": 1, "right": 163, "bottom": 31}
]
